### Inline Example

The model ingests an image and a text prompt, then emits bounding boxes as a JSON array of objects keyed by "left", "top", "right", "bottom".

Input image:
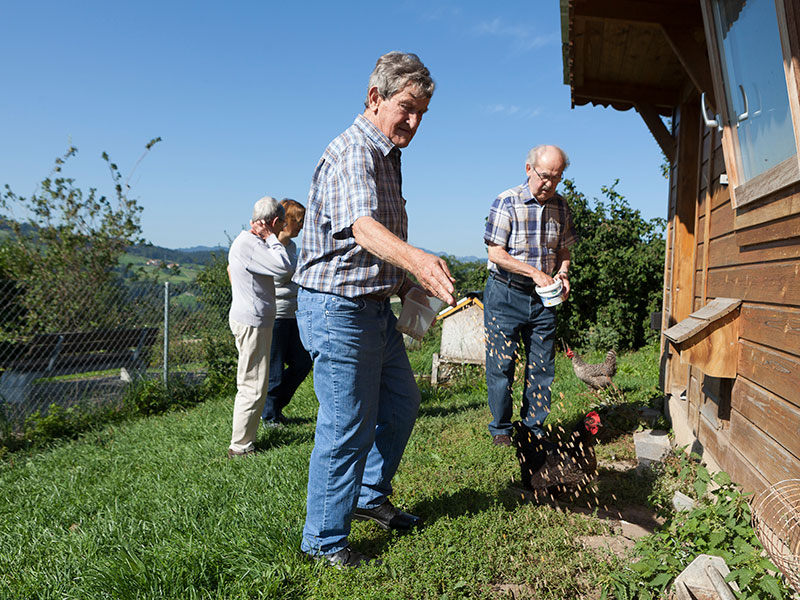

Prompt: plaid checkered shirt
[
  {"left": 293, "top": 115, "right": 408, "bottom": 298},
  {"left": 484, "top": 181, "right": 578, "bottom": 283}
]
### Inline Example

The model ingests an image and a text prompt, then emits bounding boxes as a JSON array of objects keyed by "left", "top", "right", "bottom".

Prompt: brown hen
[{"left": 567, "top": 348, "right": 616, "bottom": 390}]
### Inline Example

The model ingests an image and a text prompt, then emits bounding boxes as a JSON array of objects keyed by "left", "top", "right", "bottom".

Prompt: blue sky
[{"left": 0, "top": 1, "right": 667, "bottom": 259}]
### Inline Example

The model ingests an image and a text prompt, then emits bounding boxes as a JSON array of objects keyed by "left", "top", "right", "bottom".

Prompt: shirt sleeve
[
  {"left": 484, "top": 195, "right": 512, "bottom": 248},
  {"left": 247, "top": 234, "right": 292, "bottom": 277},
  {"left": 330, "top": 143, "right": 378, "bottom": 240}
]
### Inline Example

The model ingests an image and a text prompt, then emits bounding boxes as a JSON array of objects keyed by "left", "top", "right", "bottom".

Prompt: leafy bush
[
  {"left": 125, "top": 377, "right": 200, "bottom": 416},
  {"left": 21, "top": 402, "right": 119, "bottom": 448},
  {"left": 0, "top": 142, "right": 160, "bottom": 334},
  {"left": 600, "top": 452, "right": 793, "bottom": 600},
  {"left": 559, "top": 179, "right": 665, "bottom": 351}
]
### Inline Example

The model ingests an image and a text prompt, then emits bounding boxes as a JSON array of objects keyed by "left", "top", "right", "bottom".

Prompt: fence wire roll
[{"left": 0, "top": 277, "right": 232, "bottom": 437}]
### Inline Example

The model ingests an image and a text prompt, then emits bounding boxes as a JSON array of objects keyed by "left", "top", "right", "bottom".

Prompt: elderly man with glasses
[{"left": 482, "top": 145, "right": 577, "bottom": 449}]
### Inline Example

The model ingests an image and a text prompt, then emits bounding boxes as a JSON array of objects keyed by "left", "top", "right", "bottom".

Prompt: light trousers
[{"left": 229, "top": 317, "right": 274, "bottom": 453}]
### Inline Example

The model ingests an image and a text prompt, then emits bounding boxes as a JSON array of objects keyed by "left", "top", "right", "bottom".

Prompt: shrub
[
  {"left": 599, "top": 452, "right": 793, "bottom": 600},
  {"left": 559, "top": 179, "right": 665, "bottom": 351}
]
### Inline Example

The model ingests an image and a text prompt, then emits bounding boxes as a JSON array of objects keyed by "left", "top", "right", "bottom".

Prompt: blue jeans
[
  {"left": 484, "top": 275, "right": 557, "bottom": 438},
  {"left": 296, "top": 288, "right": 420, "bottom": 555},
  {"left": 261, "top": 317, "right": 312, "bottom": 422}
]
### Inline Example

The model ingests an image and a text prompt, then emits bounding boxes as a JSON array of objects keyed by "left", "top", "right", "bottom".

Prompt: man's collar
[{"left": 354, "top": 114, "right": 396, "bottom": 157}]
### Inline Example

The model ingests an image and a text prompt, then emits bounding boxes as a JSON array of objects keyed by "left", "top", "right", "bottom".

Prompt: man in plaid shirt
[
  {"left": 483, "top": 145, "right": 577, "bottom": 448},
  {"left": 293, "top": 52, "right": 455, "bottom": 568}
]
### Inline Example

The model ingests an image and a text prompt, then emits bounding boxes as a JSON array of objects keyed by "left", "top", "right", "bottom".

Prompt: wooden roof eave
[{"left": 561, "top": 0, "right": 714, "bottom": 163}]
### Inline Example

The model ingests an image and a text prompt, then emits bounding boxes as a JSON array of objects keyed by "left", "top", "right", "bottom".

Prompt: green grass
[{"left": 0, "top": 341, "right": 664, "bottom": 599}]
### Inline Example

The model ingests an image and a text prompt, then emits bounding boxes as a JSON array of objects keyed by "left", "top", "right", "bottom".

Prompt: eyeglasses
[{"left": 531, "top": 165, "right": 562, "bottom": 184}]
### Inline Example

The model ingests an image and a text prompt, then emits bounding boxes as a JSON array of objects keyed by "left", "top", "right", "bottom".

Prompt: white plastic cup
[
  {"left": 535, "top": 279, "right": 565, "bottom": 307},
  {"left": 396, "top": 288, "right": 445, "bottom": 341}
]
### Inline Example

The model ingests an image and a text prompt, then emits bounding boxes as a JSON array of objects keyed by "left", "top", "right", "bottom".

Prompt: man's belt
[{"left": 490, "top": 272, "right": 535, "bottom": 294}]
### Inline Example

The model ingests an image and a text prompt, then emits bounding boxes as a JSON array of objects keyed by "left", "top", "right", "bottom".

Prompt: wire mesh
[
  {"left": 0, "top": 274, "right": 232, "bottom": 437},
  {"left": 751, "top": 479, "right": 800, "bottom": 595}
]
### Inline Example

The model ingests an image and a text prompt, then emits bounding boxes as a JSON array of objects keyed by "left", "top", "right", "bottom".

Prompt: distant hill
[
  {"left": 2, "top": 218, "right": 482, "bottom": 265},
  {"left": 175, "top": 245, "right": 227, "bottom": 253},
  {"left": 420, "top": 248, "right": 485, "bottom": 264},
  {"left": 125, "top": 243, "right": 225, "bottom": 266}
]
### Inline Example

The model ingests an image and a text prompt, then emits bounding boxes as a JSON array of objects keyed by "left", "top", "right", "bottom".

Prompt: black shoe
[
  {"left": 492, "top": 434, "right": 512, "bottom": 447},
  {"left": 353, "top": 499, "right": 422, "bottom": 531},
  {"left": 309, "top": 546, "right": 378, "bottom": 568}
]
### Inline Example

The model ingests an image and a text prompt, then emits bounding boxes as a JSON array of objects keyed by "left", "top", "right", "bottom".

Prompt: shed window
[
  {"left": 712, "top": 0, "right": 796, "bottom": 181},
  {"left": 703, "top": 0, "right": 800, "bottom": 208}
]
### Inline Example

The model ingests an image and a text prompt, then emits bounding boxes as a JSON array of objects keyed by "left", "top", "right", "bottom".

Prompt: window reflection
[{"left": 712, "top": 0, "right": 796, "bottom": 182}]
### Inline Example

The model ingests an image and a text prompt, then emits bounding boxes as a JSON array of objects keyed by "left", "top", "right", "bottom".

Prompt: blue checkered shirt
[
  {"left": 484, "top": 180, "right": 578, "bottom": 282},
  {"left": 294, "top": 115, "right": 408, "bottom": 298}
]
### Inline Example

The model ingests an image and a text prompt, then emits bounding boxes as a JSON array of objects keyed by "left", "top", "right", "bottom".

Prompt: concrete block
[
  {"left": 673, "top": 554, "right": 738, "bottom": 600},
  {"left": 633, "top": 429, "right": 671, "bottom": 472},
  {"left": 672, "top": 491, "right": 695, "bottom": 512}
]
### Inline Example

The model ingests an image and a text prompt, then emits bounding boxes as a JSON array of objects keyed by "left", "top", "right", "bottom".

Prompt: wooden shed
[
  {"left": 562, "top": 0, "right": 800, "bottom": 492},
  {"left": 431, "top": 296, "right": 485, "bottom": 385}
]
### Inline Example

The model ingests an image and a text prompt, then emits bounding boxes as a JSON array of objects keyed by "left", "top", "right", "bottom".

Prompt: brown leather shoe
[
  {"left": 227, "top": 448, "right": 255, "bottom": 459},
  {"left": 492, "top": 434, "right": 512, "bottom": 447}
]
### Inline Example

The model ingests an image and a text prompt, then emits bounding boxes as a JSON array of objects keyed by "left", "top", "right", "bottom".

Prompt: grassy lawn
[{"left": 0, "top": 340, "right": 664, "bottom": 599}]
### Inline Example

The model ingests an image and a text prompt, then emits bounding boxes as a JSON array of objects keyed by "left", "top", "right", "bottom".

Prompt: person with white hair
[
  {"left": 483, "top": 145, "right": 578, "bottom": 449},
  {"left": 227, "top": 196, "right": 291, "bottom": 458},
  {"left": 293, "top": 51, "right": 456, "bottom": 568}
]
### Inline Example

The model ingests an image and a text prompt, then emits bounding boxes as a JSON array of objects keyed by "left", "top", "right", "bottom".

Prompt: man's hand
[
  {"left": 530, "top": 270, "right": 555, "bottom": 289},
  {"left": 250, "top": 219, "right": 272, "bottom": 240},
  {"left": 555, "top": 271, "right": 570, "bottom": 299},
  {"left": 408, "top": 249, "right": 456, "bottom": 306}
]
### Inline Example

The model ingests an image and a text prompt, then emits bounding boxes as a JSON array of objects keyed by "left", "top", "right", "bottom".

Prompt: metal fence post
[{"left": 163, "top": 281, "right": 169, "bottom": 385}]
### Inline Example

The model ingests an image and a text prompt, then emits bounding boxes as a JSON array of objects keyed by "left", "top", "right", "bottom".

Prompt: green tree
[
  {"left": 0, "top": 140, "right": 160, "bottom": 334},
  {"left": 559, "top": 178, "right": 665, "bottom": 350}
]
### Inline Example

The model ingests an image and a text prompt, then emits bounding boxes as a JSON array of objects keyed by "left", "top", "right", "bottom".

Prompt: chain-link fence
[{"left": 0, "top": 275, "right": 232, "bottom": 434}]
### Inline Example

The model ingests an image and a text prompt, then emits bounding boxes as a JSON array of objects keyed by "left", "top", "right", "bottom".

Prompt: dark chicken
[
  {"left": 514, "top": 411, "right": 601, "bottom": 496},
  {"left": 567, "top": 348, "right": 616, "bottom": 390}
]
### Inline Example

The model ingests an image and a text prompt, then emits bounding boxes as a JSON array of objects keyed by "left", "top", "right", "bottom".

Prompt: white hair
[
  {"left": 252, "top": 196, "right": 284, "bottom": 223},
  {"left": 526, "top": 145, "right": 570, "bottom": 171}
]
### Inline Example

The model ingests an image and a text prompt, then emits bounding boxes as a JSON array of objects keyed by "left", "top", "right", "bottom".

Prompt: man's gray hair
[
  {"left": 364, "top": 52, "right": 435, "bottom": 107},
  {"left": 252, "top": 196, "right": 285, "bottom": 223},
  {"left": 526, "top": 145, "right": 570, "bottom": 171}
]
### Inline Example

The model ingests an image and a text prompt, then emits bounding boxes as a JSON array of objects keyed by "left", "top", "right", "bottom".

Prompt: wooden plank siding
[
  {"left": 732, "top": 377, "right": 800, "bottom": 464},
  {"left": 737, "top": 340, "right": 800, "bottom": 405},
  {"left": 664, "top": 103, "right": 800, "bottom": 489},
  {"left": 729, "top": 407, "right": 800, "bottom": 484},
  {"left": 707, "top": 263, "right": 800, "bottom": 305}
]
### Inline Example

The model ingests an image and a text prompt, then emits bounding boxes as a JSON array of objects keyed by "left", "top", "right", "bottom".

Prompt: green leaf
[
  {"left": 729, "top": 568, "right": 755, "bottom": 589},
  {"left": 649, "top": 572, "right": 672, "bottom": 588},
  {"left": 713, "top": 469, "right": 731, "bottom": 483},
  {"left": 758, "top": 576, "right": 785, "bottom": 600},
  {"left": 694, "top": 479, "right": 708, "bottom": 497},
  {"left": 708, "top": 531, "right": 726, "bottom": 548},
  {"left": 758, "top": 558, "right": 779, "bottom": 571}
]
